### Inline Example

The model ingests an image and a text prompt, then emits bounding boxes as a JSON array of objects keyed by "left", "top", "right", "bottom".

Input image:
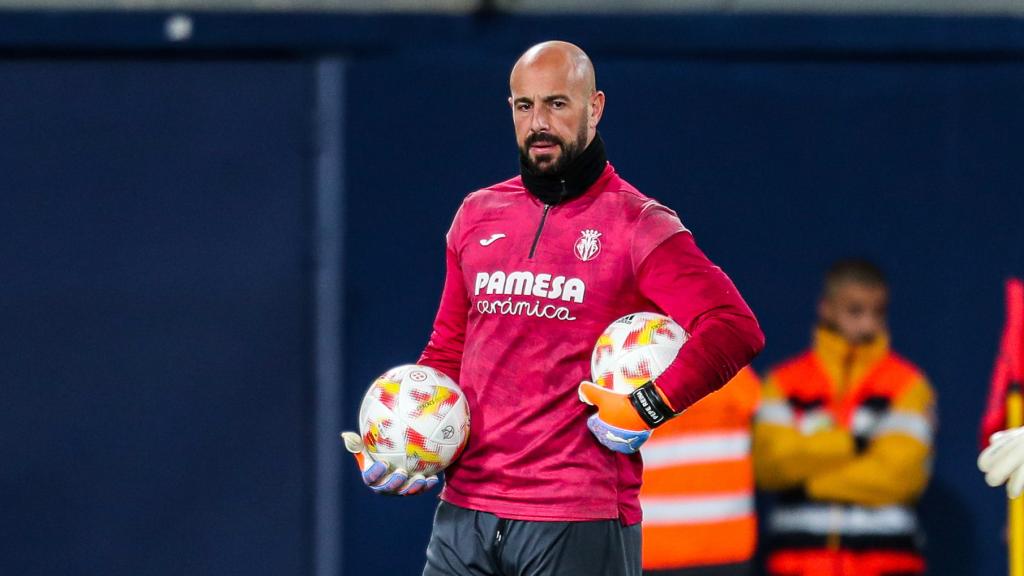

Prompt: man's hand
[
  {"left": 578, "top": 381, "right": 676, "bottom": 454},
  {"left": 979, "top": 427, "right": 1024, "bottom": 499},
  {"left": 340, "top": 432, "right": 439, "bottom": 496}
]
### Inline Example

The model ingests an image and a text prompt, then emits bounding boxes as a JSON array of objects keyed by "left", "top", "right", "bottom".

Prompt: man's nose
[{"left": 529, "top": 106, "right": 550, "bottom": 132}]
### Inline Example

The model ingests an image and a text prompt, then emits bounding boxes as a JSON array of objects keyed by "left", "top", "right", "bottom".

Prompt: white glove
[
  {"left": 340, "top": 431, "right": 438, "bottom": 496},
  {"left": 978, "top": 427, "right": 1024, "bottom": 499}
]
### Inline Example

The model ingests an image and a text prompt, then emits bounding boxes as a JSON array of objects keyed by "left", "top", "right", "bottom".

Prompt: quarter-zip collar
[{"left": 520, "top": 132, "right": 608, "bottom": 205}]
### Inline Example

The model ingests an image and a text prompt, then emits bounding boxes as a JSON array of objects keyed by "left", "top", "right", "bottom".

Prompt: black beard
[
  {"left": 519, "top": 131, "right": 608, "bottom": 205},
  {"left": 518, "top": 126, "right": 588, "bottom": 176}
]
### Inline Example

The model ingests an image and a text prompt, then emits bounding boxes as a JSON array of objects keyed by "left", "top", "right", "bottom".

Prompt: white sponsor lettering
[
  {"left": 473, "top": 273, "right": 489, "bottom": 294},
  {"left": 549, "top": 275, "right": 565, "bottom": 300},
  {"left": 532, "top": 273, "right": 551, "bottom": 298},
  {"left": 475, "top": 298, "right": 577, "bottom": 321},
  {"left": 485, "top": 271, "right": 506, "bottom": 295},
  {"left": 562, "top": 279, "right": 585, "bottom": 303},
  {"left": 505, "top": 271, "right": 533, "bottom": 296},
  {"left": 473, "top": 271, "right": 585, "bottom": 303}
]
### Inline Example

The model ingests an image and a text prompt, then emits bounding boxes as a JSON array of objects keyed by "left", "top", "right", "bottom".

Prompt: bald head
[
  {"left": 509, "top": 41, "right": 605, "bottom": 175},
  {"left": 511, "top": 41, "right": 596, "bottom": 96}
]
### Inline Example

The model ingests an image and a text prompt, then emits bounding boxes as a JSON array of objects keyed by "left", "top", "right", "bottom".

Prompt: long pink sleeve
[
  {"left": 637, "top": 232, "right": 765, "bottom": 411},
  {"left": 417, "top": 246, "right": 470, "bottom": 383}
]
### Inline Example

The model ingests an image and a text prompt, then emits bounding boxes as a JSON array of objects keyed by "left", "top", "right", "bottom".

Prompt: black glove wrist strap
[{"left": 629, "top": 381, "right": 676, "bottom": 428}]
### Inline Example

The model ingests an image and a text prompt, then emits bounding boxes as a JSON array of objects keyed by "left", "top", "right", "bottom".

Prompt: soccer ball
[
  {"left": 358, "top": 364, "right": 470, "bottom": 477},
  {"left": 591, "top": 312, "right": 689, "bottom": 394}
]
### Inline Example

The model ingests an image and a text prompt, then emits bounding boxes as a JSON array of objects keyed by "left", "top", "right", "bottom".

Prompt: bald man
[{"left": 343, "top": 41, "right": 764, "bottom": 576}]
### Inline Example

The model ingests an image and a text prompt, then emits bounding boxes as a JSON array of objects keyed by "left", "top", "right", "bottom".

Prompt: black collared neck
[{"left": 520, "top": 133, "right": 608, "bottom": 205}]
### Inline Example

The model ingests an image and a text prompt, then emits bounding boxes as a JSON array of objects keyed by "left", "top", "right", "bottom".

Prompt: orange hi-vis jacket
[
  {"left": 641, "top": 367, "right": 760, "bottom": 571},
  {"left": 754, "top": 329, "right": 935, "bottom": 576}
]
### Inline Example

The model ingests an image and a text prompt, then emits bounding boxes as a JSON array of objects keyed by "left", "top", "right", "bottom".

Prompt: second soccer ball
[{"left": 591, "top": 312, "right": 688, "bottom": 395}]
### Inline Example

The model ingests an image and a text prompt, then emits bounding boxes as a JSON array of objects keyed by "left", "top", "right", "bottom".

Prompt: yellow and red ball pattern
[
  {"left": 591, "top": 312, "right": 688, "bottom": 395},
  {"left": 358, "top": 364, "right": 470, "bottom": 476}
]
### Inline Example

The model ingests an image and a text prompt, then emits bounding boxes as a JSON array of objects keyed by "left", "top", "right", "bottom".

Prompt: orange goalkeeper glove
[{"left": 578, "top": 381, "right": 677, "bottom": 454}]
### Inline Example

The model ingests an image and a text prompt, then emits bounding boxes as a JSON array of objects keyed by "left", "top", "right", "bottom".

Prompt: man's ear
[
  {"left": 817, "top": 298, "right": 830, "bottom": 323},
  {"left": 589, "top": 90, "right": 606, "bottom": 129}
]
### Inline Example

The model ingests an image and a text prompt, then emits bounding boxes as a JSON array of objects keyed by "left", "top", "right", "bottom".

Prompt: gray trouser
[{"left": 422, "top": 501, "right": 642, "bottom": 576}]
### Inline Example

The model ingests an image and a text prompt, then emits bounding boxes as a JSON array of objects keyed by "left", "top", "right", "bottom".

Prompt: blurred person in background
[
  {"left": 753, "top": 259, "right": 935, "bottom": 576},
  {"left": 641, "top": 367, "right": 761, "bottom": 576}
]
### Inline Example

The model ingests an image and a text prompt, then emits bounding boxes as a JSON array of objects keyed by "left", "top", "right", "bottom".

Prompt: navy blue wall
[
  {"left": 0, "top": 59, "right": 313, "bottom": 575},
  {"left": 1, "top": 11, "right": 1022, "bottom": 576}
]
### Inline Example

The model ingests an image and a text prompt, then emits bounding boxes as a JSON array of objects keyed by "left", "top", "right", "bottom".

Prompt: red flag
[{"left": 981, "top": 278, "right": 1024, "bottom": 447}]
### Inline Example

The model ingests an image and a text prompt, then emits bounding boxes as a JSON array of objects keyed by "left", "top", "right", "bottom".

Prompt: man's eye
[
  {"left": 551, "top": 101, "right": 566, "bottom": 109},
  {"left": 516, "top": 103, "right": 531, "bottom": 111}
]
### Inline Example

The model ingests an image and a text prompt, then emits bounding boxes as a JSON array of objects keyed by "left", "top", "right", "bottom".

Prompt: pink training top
[{"left": 418, "top": 163, "right": 764, "bottom": 525}]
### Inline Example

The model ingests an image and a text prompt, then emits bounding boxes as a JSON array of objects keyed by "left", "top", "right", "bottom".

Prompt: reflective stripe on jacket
[{"left": 641, "top": 367, "right": 760, "bottom": 570}]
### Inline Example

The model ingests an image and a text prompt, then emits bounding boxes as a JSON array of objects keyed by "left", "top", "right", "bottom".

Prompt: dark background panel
[
  {"left": 0, "top": 59, "right": 313, "bottom": 576},
  {"left": 340, "top": 54, "right": 513, "bottom": 576},
  {"left": 0, "top": 12, "right": 1022, "bottom": 576}
]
